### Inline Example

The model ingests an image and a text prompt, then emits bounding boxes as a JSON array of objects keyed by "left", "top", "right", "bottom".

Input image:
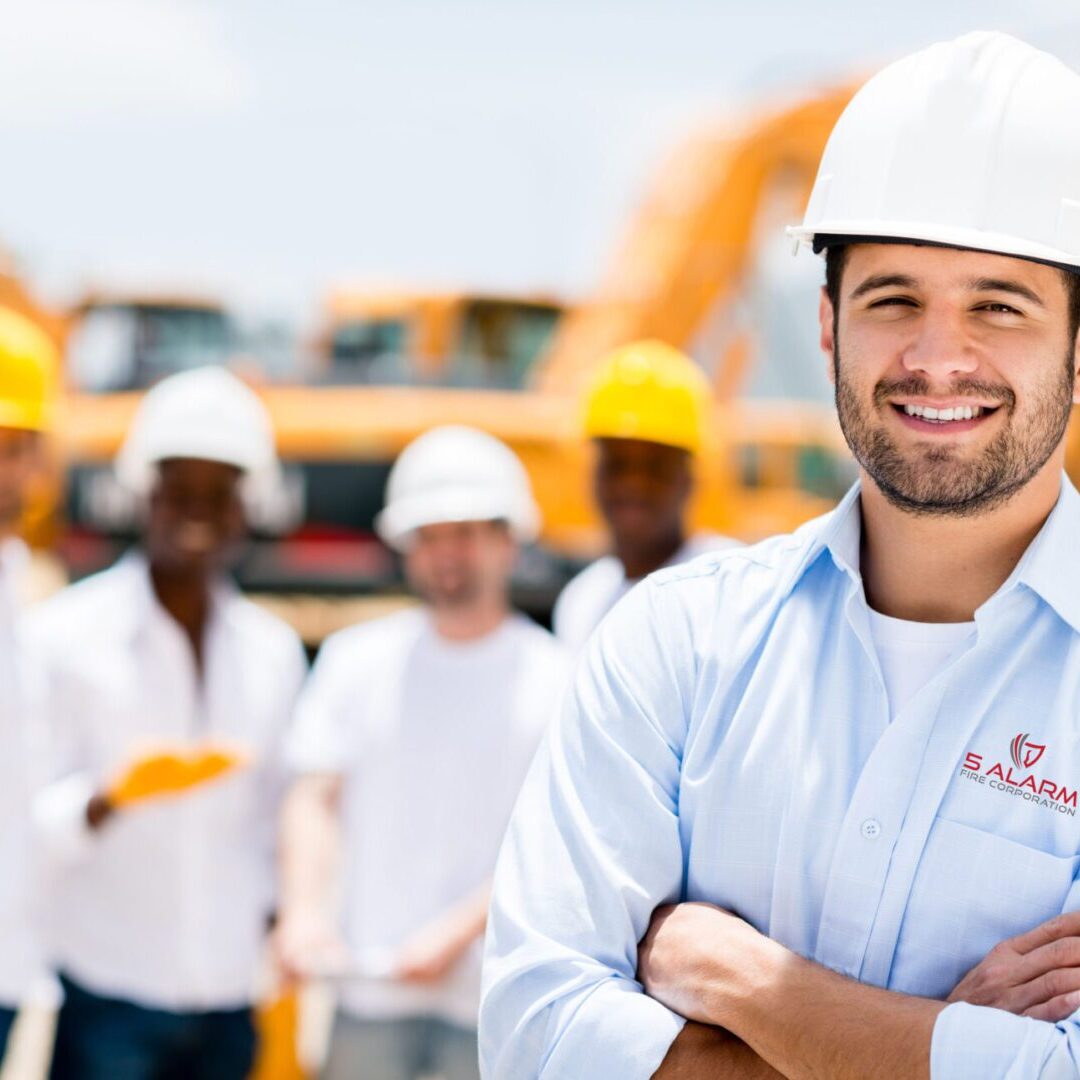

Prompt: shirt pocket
[{"left": 891, "top": 816, "right": 1079, "bottom": 999}]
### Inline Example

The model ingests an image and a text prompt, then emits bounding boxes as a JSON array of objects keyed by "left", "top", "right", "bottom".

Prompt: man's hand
[
  {"left": 640, "top": 902, "right": 942, "bottom": 1080},
  {"left": 271, "top": 907, "right": 348, "bottom": 986},
  {"left": 394, "top": 911, "right": 477, "bottom": 985},
  {"left": 638, "top": 902, "right": 764, "bottom": 1026},
  {"left": 949, "top": 910, "right": 1080, "bottom": 1021},
  {"left": 85, "top": 792, "right": 115, "bottom": 831}
]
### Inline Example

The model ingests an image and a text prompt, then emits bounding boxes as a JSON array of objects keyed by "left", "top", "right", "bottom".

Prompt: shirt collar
[
  {"left": 112, "top": 549, "right": 239, "bottom": 644},
  {"left": 1005, "top": 476, "right": 1080, "bottom": 634},
  {"left": 807, "top": 473, "right": 1080, "bottom": 635},
  {"left": 820, "top": 481, "right": 863, "bottom": 582}
]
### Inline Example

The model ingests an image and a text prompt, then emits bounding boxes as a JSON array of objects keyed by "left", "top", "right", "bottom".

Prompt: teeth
[{"left": 902, "top": 404, "right": 984, "bottom": 422}]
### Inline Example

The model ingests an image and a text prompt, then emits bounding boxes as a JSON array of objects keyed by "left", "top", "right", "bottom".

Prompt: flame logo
[{"left": 1010, "top": 733, "right": 1046, "bottom": 771}]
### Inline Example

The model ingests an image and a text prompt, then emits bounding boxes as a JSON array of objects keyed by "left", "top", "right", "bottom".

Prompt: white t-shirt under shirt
[
  {"left": 867, "top": 608, "right": 976, "bottom": 717},
  {"left": 287, "top": 608, "right": 570, "bottom": 1029},
  {"left": 553, "top": 533, "right": 741, "bottom": 653}
]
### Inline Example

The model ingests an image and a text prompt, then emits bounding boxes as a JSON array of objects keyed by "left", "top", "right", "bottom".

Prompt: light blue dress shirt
[{"left": 481, "top": 477, "right": 1080, "bottom": 1079}]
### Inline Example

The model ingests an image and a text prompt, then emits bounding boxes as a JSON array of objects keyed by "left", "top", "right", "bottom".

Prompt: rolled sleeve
[
  {"left": 932, "top": 1001, "right": 1080, "bottom": 1079},
  {"left": 480, "top": 580, "right": 692, "bottom": 1078}
]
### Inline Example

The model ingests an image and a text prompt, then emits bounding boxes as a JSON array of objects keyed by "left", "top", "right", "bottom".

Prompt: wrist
[
  {"left": 703, "top": 926, "right": 790, "bottom": 1030},
  {"left": 86, "top": 792, "right": 115, "bottom": 830}
]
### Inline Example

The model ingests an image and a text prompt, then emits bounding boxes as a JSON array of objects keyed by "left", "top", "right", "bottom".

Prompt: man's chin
[
  {"left": 425, "top": 585, "right": 482, "bottom": 610},
  {"left": 871, "top": 470, "right": 1018, "bottom": 517}
]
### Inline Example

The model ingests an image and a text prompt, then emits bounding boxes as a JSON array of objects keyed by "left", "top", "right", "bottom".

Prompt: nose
[{"left": 900, "top": 308, "right": 979, "bottom": 380}]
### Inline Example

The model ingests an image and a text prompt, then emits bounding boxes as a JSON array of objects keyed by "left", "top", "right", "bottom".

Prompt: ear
[
  {"left": 819, "top": 286, "right": 836, "bottom": 387},
  {"left": 1072, "top": 324, "right": 1080, "bottom": 405}
]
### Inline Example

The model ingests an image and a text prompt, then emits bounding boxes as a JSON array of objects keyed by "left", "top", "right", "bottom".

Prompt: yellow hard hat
[
  {"left": 583, "top": 340, "right": 711, "bottom": 454},
  {"left": 0, "top": 306, "right": 59, "bottom": 432}
]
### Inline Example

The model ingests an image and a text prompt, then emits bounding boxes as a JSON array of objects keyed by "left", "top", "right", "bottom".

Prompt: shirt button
[{"left": 861, "top": 818, "right": 882, "bottom": 840}]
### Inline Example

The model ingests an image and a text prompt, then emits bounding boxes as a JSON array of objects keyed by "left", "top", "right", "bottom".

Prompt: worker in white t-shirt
[
  {"left": 553, "top": 341, "right": 739, "bottom": 652},
  {"left": 276, "top": 425, "right": 569, "bottom": 1080},
  {"left": 0, "top": 309, "right": 58, "bottom": 1061},
  {"left": 29, "top": 368, "right": 307, "bottom": 1080}
]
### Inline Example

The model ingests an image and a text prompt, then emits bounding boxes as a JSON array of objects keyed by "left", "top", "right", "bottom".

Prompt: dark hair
[{"left": 824, "top": 244, "right": 1080, "bottom": 345}]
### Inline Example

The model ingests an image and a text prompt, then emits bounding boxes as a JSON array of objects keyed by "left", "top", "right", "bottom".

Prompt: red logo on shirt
[
  {"left": 1010, "top": 733, "right": 1046, "bottom": 771},
  {"left": 958, "top": 734, "right": 1075, "bottom": 816}
]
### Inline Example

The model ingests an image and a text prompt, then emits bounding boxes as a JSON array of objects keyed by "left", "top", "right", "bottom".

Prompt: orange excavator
[{"left": 8, "top": 86, "right": 863, "bottom": 645}]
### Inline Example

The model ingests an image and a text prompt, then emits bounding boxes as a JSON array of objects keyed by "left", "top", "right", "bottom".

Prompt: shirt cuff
[
  {"left": 542, "top": 978, "right": 685, "bottom": 1079},
  {"left": 931, "top": 1001, "right": 1060, "bottom": 1079},
  {"left": 32, "top": 773, "right": 98, "bottom": 863}
]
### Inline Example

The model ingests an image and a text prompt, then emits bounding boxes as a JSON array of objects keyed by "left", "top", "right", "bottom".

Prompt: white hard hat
[
  {"left": 375, "top": 425, "right": 541, "bottom": 551},
  {"left": 115, "top": 367, "right": 287, "bottom": 529},
  {"left": 789, "top": 32, "right": 1080, "bottom": 271}
]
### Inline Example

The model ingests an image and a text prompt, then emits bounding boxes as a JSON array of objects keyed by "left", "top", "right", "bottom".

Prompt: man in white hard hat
[
  {"left": 0, "top": 309, "right": 58, "bottom": 1060},
  {"left": 28, "top": 367, "right": 307, "bottom": 1079},
  {"left": 481, "top": 32, "right": 1080, "bottom": 1079},
  {"left": 275, "top": 425, "right": 569, "bottom": 1080},
  {"left": 553, "top": 339, "right": 739, "bottom": 653}
]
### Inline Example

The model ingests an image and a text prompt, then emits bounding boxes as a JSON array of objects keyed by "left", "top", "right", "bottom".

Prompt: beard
[{"left": 834, "top": 350, "right": 1074, "bottom": 518}]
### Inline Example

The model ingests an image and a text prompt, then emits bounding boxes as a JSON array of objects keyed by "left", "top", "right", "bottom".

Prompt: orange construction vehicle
[
  {"left": 12, "top": 86, "right": 867, "bottom": 639},
  {"left": 315, "top": 288, "right": 563, "bottom": 389}
]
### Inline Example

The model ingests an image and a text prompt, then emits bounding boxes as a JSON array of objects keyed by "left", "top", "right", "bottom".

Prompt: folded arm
[
  {"left": 480, "top": 583, "right": 693, "bottom": 1079},
  {"left": 641, "top": 903, "right": 1080, "bottom": 1079}
]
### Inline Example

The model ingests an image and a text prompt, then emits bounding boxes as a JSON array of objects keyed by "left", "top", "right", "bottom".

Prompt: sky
[{"left": 1, "top": 0, "right": 1077, "bottom": 329}]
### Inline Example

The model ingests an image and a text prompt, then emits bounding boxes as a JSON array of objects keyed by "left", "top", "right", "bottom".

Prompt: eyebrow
[
  {"left": 848, "top": 273, "right": 1046, "bottom": 308},
  {"left": 967, "top": 277, "right": 1045, "bottom": 308},
  {"left": 848, "top": 274, "right": 918, "bottom": 300}
]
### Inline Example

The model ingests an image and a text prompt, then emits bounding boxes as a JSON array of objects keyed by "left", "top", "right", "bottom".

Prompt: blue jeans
[
  {"left": 324, "top": 1013, "right": 480, "bottom": 1080},
  {"left": 49, "top": 974, "right": 255, "bottom": 1080},
  {"left": 0, "top": 1005, "right": 16, "bottom": 1064}
]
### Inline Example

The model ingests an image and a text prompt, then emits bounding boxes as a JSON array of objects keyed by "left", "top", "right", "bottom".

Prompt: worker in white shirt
[
  {"left": 0, "top": 308, "right": 58, "bottom": 1060},
  {"left": 275, "top": 425, "right": 569, "bottom": 1080},
  {"left": 28, "top": 367, "right": 307, "bottom": 1080},
  {"left": 552, "top": 340, "right": 738, "bottom": 652},
  {"left": 482, "top": 32, "right": 1080, "bottom": 1079}
]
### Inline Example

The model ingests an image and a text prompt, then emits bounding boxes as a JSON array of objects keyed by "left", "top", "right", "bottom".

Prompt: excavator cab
[
  {"left": 317, "top": 290, "right": 562, "bottom": 388},
  {"left": 66, "top": 294, "right": 237, "bottom": 393}
]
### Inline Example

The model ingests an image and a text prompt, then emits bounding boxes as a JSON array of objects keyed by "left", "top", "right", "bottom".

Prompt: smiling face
[
  {"left": 403, "top": 519, "right": 516, "bottom": 612},
  {"left": 144, "top": 457, "right": 247, "bottom": 575},
  {"left": 593, "top": 437, "right": 693, "bottom": 554},
  {"left": 822, "top": 244, "right": 1080, "bottom": 517}
]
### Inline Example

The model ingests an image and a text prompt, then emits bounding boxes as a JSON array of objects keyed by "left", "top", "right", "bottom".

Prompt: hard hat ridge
[
  {"left": 583, "top": 340, "right": 710, "bottom": 455},
  {"left": 113, "top": 366, "right": 289, "bottom": 531},
  {"left": 376, "top": 425, "right": 541, "bottom": 551},
  {"left": 790, "top": 31, "right": 1080, "bottom": 272},
  {"left": 0, "top": 306, "right": 59, "bottom": 433}
]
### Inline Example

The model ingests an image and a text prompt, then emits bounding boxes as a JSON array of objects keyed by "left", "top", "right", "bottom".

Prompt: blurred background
[{"left": 4, "top": 0, "right": 1079, "bottom": 643}]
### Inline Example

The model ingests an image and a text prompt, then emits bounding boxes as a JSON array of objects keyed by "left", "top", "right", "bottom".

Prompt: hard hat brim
[
  {"left": 375, "top": 489, "right": 540, "bottom": 552},
  {"left": 787, "top": 223, "right": 1080, "bottom": 274},
  {"left": 0, "top": 400, "right": 50, "bottom": 433}
]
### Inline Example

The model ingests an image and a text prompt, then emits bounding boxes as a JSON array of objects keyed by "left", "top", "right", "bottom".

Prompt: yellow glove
[{"left": 106, "top": 745, "right": 246, "bottom": 807}]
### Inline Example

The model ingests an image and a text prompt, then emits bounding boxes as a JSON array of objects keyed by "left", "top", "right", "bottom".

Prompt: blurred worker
[
  {"left": 0, "top": 308, "right": 57, "bottom": 1058},
  {"left": 552, "top": 340, "right": 738, "bottom": 652},
  {"left": 482, "top": 32, "right": 1080, "bottom": 1078},
  {"left": 28, "top": 367, "right": 307, "bottom": 1080},
  {"left": 276, "top": 425, "right": 569, "bottom": 1080}
]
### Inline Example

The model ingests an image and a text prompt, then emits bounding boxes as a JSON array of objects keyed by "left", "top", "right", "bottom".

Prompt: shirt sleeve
[
  {"left": 25, "top": 632, "right": 99, "bottom": 864},
  {"left": 480, "top": 579, "right": 691, "bottom": 1079},
  {"left": 932, "top": 1002, "right": 1080, "bottom": 1078},
  {"left": 285, "top": 630, "right": 362, "bottom": 775}
]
